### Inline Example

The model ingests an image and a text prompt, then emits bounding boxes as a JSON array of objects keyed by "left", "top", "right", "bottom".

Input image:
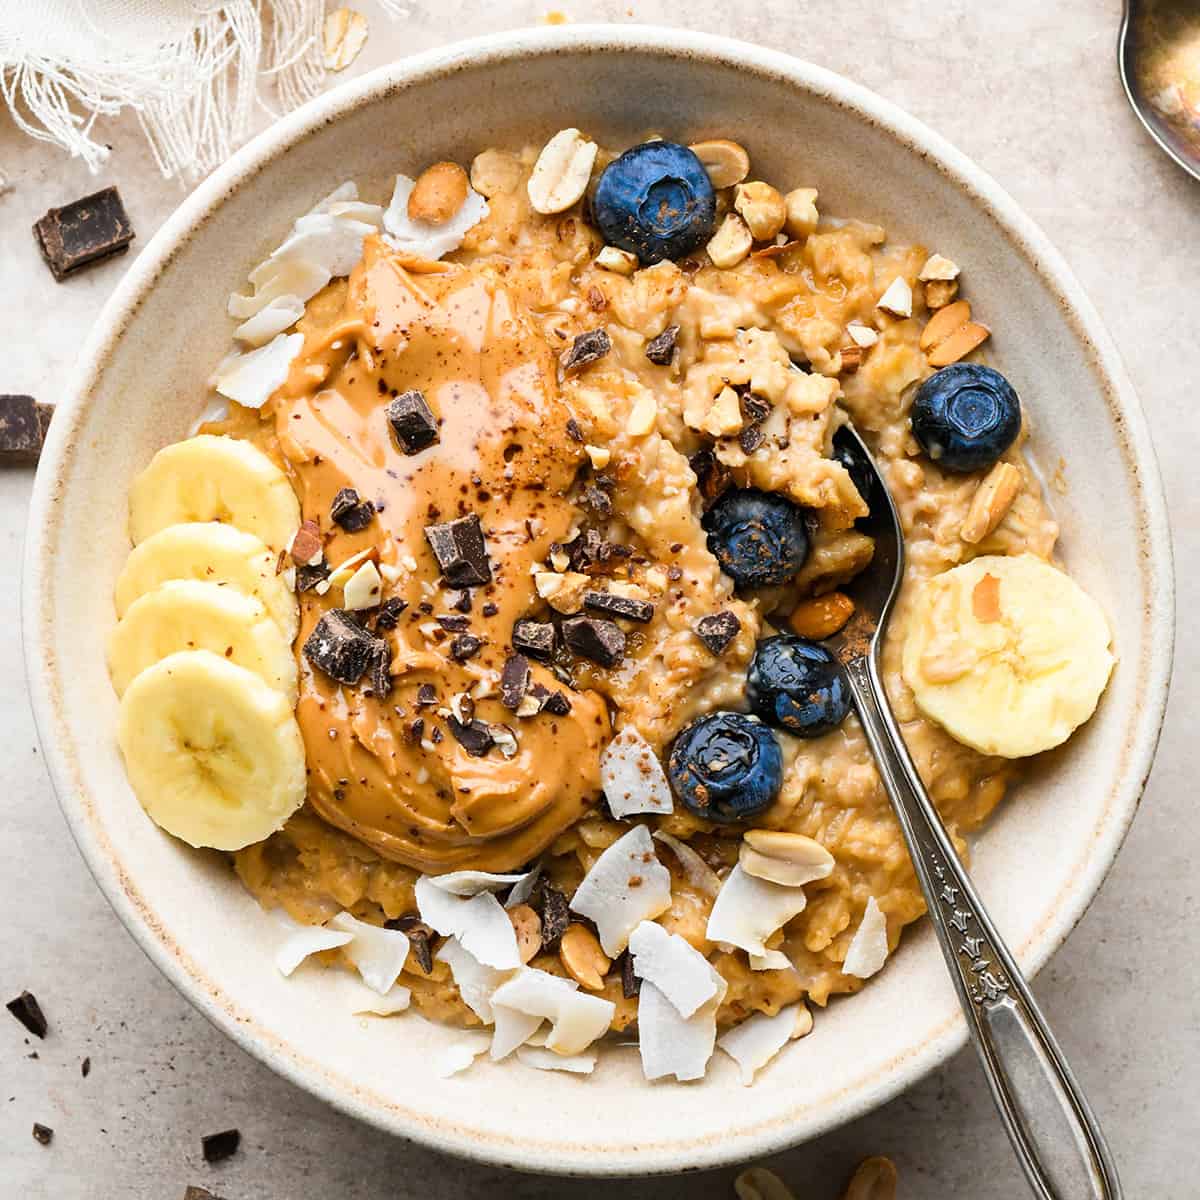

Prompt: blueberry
[
  {"left": 747, "top": 635, "right": 851, "bottom": 738},
  {"left": 667, "top": 712, "right": 782, "bottom": 823},
  {"left": 592, "top": 142, "right": 716, "bottom": 265},
  {"left": 702, "top": 488, "right": 810, "bottom": 589},
  {"left": 910, "top": 364, "right": 1021, "bottom": 473}
]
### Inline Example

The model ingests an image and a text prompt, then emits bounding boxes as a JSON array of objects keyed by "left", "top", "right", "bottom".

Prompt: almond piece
[
  {"left": 788, "top": 592, "right": 854, "bottom": 639},
  {"left": 527, "top": 128, "right": 598, "bottom": 215},
  {"left": 595, "top": 246, "right": 638, "bottom": 275},
  {"left": 559, "top": 923, "right": 611, "bottom": 991},
  {"left": 846, "top": 323, "right": 879, "bottom": 348},
  {"left": 918, "top": 299, "right": 972, "bottom": 351},
  {"left": 838, "top": 345, "right": 863, "bottom": 375},
  {"left": 689, "top": 138, "right": 750, "bottom": 189},
  {"left": 627, "top": 391, "right": 658, "bottom": 438},
  {"left": 734, "top": 181, "right": 787, "bottom": 241},
  {"left": 783, "top": 187, "right": 820, "bottom": 238},
  {"left": 876, "top": 276, "right": 913, "bottom": 318},
  {"left": 927, "top": 321, "right": 990, "bottom": 367},
  {"left": 924, "top": 278, "right": 959, "bottom": 309},
  {"left": 918, "top": 253, "right": 960, "bottom": 281},
  {"left": 960, "top": 461, "right": 1022, "bottom": 544},
  {"left": 323, "top": 8, "right": 368, "bottom": 71},
  {"left": 707, "top": 213, "right": 753, "bottom": 268},
  {"left": 407, "top": 161, "right": 469, "bottom": 226}
]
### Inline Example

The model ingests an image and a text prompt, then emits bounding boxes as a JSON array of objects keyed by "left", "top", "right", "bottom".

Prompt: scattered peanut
[
  {"left": 920, "top": 299, "right": 971, "bottom": 350},
  {"left": 961, "top": 461, "right": 1022, "bottom": 544},
  {"left": 842, "top": 1157, "right": 899, "bottom": 1200},
  {"left": 626, "top": 390, "right": 658, "bottom": 438},
  {"left": 788, "top": 591, "right": 855, "bottom": 639},
  {"left": 918, "top": 252, "right": 961, "bottom": 281},
  {"left": 559, "top": 923, "right": 610, "bottom": 990},
  {"left": 740, "top": 829, "right": 835, "bottom": 887},
  {"left": 323, "top": 8, "right": 368, "bottom": 71},
  {"left": 783, "top": 187, "right": 820, "bottom": 238},
  {"left": 706, "top": 212, "right": 753, "bottom": 268},
  {"left": 919, "top": 298, "right": 991, "bottom": 364},
  {"left": 508, "top": 903, "right": 543, "bottom": 964},
  {"left": 876, "top": 275, "right": 913, "bottom": 318},
  {"left": 469, "top": 148, "right": 523, "bottom": 198},
  {"left": 688, "top": 138, "right": 750, "bottom": 188},
  {"left": 407, "top": 161, "right": 469, "bottom": 225},
  {"left": 595, "top": 245, "right": 638, "bottom": 275},
  {"left": 527, "top": 128, "right": 598, "bottom": 215},
  {"left": 924, "top": 277, "right": 959, "bottom": 308},
  {"left": 734, "top": 181, "right": 787, "bottom": 241}
]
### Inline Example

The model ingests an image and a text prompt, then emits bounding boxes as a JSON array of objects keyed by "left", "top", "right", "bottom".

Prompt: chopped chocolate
[
  {"left": 499, "top": 654, "right": 532, "bottom": 709},
  {"left": 81, "top": 1056, "right": 91, "bottom": 1077},
  {"left": 565, "top": 417, "right": 584, "bottom": 443},
  {"left": 580, "top": 486, "right": 613, "bottom": 518},
  {"left": 330, "top": 487, "right": 375, "bottom": 532},
  {"left": 431, "top": 726, "right": 445, "bottom": 744},
  {"left": 0, "top": 395, "right": 54, "bottom": 464},
  {"left": 436, "top": 614, "right": 471, "bottom": 632},
  {"left": 295, "top": 561, "right": 331, "bottom": 592},
  {"left": 535, "top": 884, "right": 570, "bottom": 951},
  {"left": 447, "top": 588, "right": 473, "bottom": 613},
  {"left": 566, "top": 527, "right": 632, "bottom": 574},
  {"left": 32, "top": 1123, "right": 53, "bottom": 1146},
  {"left": 694, "top": 611, "right": 741, "bottom": 655},
  {"left": 201, "top": 1129, "right": 240, "bottom": 1164},
  {"left": 449, "top": 633, "right": 483, "bottom": 662},
  {"left": 512, "top": 618, "right": 555, "bottom": 661},
  {"left": 542, "top": 690, "right": 571, "bottom": 717},
  {"left": 369, "top": 640, "right": 393, "bottom": 698},
  {"left": 385, "top": 915, "right": 436, "bottom": 973},
  {"left": 583, "top": 590, "right": 655, "bottom": 624},
  {"left": 689, "top": 448, "right": 731, "bottom": 504},
  {"left": 739, "top": 424, "right": 765, "bottom": 455},
  {"left": 34, "top": 187, "right": 134, "bottom": 281},
  {"left": 289, "top": 519, "right": 322, "bottom": 566},
  {"left": 446, "top": 716, "right": 494, "bottom": 757},
  {"left": 739, "top": 392, "right": 772, "bottom": 424},
  {"left": 560, "top": 327, "right": 612, "bottom": 375},
  {"left": 373, "top": 596, "right": 407, "bottom": 630},
  {"left": 302, "top": 610, "right": 379, "bottom": 684},
  {"left": 387, "top": 389, "right": 439, "bottom": 454},
  {"left": 407, "top": 718, "right": 425, "bottom": 743},
  {"left": 481, "top": 602, "right": 499, "bottom": 618},
  {"left": 7, "top": 990, "right": 47, "bottom": 1038},
  {"left": 620, "top": 950, "right": 641, "bottom": 999},
  {"left": 667, "top": 565, "right": 683, "bottom": 581},
  {"left": 562, "top": 615, "right": 626, "bottom": 667},
  {"left": 425, "top": 514, "right": 491, "bottom": 587},
  {"left": 416, "top": 683, "right": 438, "bottom": 707},
  {"left": 644, "top": 324, "right": 679, "bottom": 366}
]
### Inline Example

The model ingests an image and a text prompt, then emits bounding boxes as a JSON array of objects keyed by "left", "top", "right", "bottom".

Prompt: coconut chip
[
  {"left": 717, "top": 1003, "right": 809, "bottom": 1085},
  {"left": 628, "top": 921, "right": 719, "bottom": 1018},
  {"left": 569, "top": 824, "right": 672, "bottom": 956},
  {"left": 637, "top": 965, "right": 727, "bottom": 1082},
  {"left": 436, "top": 936, "right": 509, "bottom": 1023},
  {"left": 516, "top": 1045, "right": 597, "bottom": 1074},
  {"left": 211, "top": 332, "right": 304, "bottom": 409},
  {"left": 652, "top": 830, "right": 721, "bottom": 898},
  {"left": 348, "top": 982, "right": 412, "bottom": 1016},
  {"left": 490, "top": 967, "right": 614, "bottom": 1056},
  {"left": 435, "top": 1032, "right": 492, "bottom": 1078},
  {"left": 428, "top": 869, "right": 534, "bottom": 897},
  {"left": 274, "top": 923, "right": 353, "bottom": 977},
  {"left": 706, "top": 864, "right": 809, "bottom": 957},
  {"left": 228, "top": 259, "right": 331, "bottom": 320},
  {"left": 265, "top": 212, "right": 377, "bottom": 280},
  {"left": 748, "top": 949, "right": 793, "bottom": 972},
  {"left": 383, "top": 173, "right": 489, "bottom": 261},
  {"left": 600, "top": 727, "right": 673, "bottom": 818},
  {"left": 328, "top": 911, "right": 410, "bottom": 995},
  {"left": 842, "top": 896, "right": 889, "bottom": 979},
  {"left": 233, "top": 294, "right": 306, "bottom": 347},
  {"left": 489, "top": 1003, "right": 544, "bottom": 1061},
  {"left": 504, "top": 864, "right": 542, "bottom": 909},
  {"left": 416, "top": 876, "right": 521, "bottom": 969}
]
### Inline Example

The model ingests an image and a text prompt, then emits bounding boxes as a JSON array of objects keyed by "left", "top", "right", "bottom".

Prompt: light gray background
[{"left": 1, "top": 1, "right": 1194, "bottom": 1197}]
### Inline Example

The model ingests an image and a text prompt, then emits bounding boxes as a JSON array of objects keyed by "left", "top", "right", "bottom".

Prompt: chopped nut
[
  {"left": 876, "top": 276, "right": 913, "bottom": 318},
  {"left": 595, "top": 246, "right": 638, "bottom": 275},
  {"left": 407, "top": 161, "right": 469, "bottom": 226},
  {"left": 508, "top": 903, "right": 543, "bottom": 963},
  {"left": 627, "top": 391, "right": 658, "bottom": 438},
  {"left": 960, "top": 462, "right": 1022, "bottom": 544},
  {"left": 733, "top": 181, "right": 787, "bottom": 241},
  {"left": 846, "top": 322, "right": 878, "bottom": 348},
  {"left": 527, "top": 128, "right": 598, "bottom": 215},
  {"left": 919, "top": 299, "right": 971, "bottom": 351},
  {"left": 792, "top": 1004, "right": 814, "bottom": 1039},
  {"left": 706, "top": 212, "right": 753, "bottom": 269},
  {"left": 584, "top": 443, "right": 610, "bottom": 469},
  {"left": 788, "top": 591, "right": 854, "bottom": 639},
  {"left": 783, "top": 187, "right": 820, "bottom": 238},
  {"left": 549, "top": 545, "right": 571, "bottom": 572},
  {"left": 699, "top": 386, "right": 744, "bottom": 437},
  {"left": 559, "top": 923, "right": 611, "bottom": 990},
  {"left": 469, "top": 148, "right": 522, "bottom": 198},
  {"left": 918, "top": 253, "right": 960, "bottom": 281},
  {"left": 323, "top": 8, "right": 368, "bottom": 71},
  {"left": 689, "top": 138, "right": 750, "bottom": 189},
  {"left": 534, "top": 570, "right": 590, "bottom": 613},
  {"left": 342, "top": 560, "right": 383, "bottom": 610},
  {"left": 927, "top": 321, "right": 990, "bottom": 367},
  {"left": 740, "top": 829, "right": 835, "bottom": 887},
  {"left": 838, "top": 345, "right": 863, "bottom": 375},
  {"left": 924, "top": 278, "right": 959, "bottom": 309}
]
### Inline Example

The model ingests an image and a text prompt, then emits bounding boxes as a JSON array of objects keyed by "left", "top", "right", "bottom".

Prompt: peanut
[
  {"left": 689, "top": 138, "right": 750, "bottom": 189},
  {"left": 559, "top": 923, "right": 610, "bottom": 991},
  {"left": 783, "top": 186, "right": 820, "bottom": 238},
  {"left": 961, "top": 461, "right": 1022, "bottom": 544},
  {"left": 788, "top": 591, "right": 854, "bottom": 639},
  {"left": 469, "top": 149, "right": 522, "bottom": 198},
  {"left": 734, "top": 1167, "right": 797, "bottom": 1200},
  {"left": 740, "top": 829, "right": 835, "bottom": 887},
  {"left": 527, "top": 128, "right": 598, "bottom": 215},
  {"left": 706, "top": 213, "right": 753, "bottom": 268},
  {"left": 407, "top": 161, "right": 469, "bottom": 225},
  {"left": 734, "top": 181, "right": 787, "bottom": 241},
  {"left": 927, "top": 321, "right": 990, "bottom": 366},
  {"left": 919, "top": 299, "right": 972, "bottom": 351},
  {"left": 507, "top": 904, "right": 543, "bottom": 964}
]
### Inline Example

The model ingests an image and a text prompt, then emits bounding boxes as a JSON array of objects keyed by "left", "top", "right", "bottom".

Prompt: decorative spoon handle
[{"left": 843, "top": 652, "right": 1123, "bottom": 1200}]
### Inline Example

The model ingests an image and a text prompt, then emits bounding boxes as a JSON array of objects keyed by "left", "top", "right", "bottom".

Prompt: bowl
[{"left": 22, "top": 24, "right": 1174, "bottom": 1176}]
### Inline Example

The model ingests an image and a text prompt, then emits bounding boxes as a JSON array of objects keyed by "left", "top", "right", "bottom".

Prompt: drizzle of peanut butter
[{"left": 255, "top": 237, "right": 609, "bottom": 873}]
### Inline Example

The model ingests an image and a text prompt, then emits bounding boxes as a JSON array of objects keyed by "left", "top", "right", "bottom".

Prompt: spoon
[
  {"left": 1119, "top": 0, "right": 1200, "bottom": 181},
  {"left": 827, "top": 424, "right": 1123, "bottom": 1200}
]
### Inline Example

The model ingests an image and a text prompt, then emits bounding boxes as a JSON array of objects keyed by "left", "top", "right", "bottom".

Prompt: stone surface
[{"left": 1, "top": 1, "right": 1196, "bottom": 1197}]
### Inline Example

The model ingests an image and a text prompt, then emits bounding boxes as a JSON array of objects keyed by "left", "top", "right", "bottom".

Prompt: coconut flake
[
  {"left": 428, "top": 869, "right": 533, "bottom": 897},
  {"left": 228, "top": 258, "right": 331, "bottom": 320},
  {"left": 233, "top": 294, "right": 306, "bottom": 347},
  {"left": 435, "top": 1032, "right": 492, "bottom": 1078},
  {"left": 706, "top": 865, "right": 809, "bottom": 957},
  {"left": 569, "top": 824, "right": 672, "bottom": 956},
  {"left": 628, "top": 921, "right": 719, "bottom": 1018},
  {"left": 416, "top": 876, "right": 521, "bottom": 969},
  {"left": 348, "top": 983, "right": 412, "bottom": 1015},
  {"left": 327, "top": 200, "right": 384, "bottom": 228},
  {"left": 436, "top": 936, "right": 509, "bottom": 1023},
  {"left": 490, "top": 968, "right": 614, "bottom": 1056},
  {"left": 717, "top": 1003, "right": 808, "bottom": 1085},
  {"left": 265, "top": 213, "right": 377, "bottom": 280},
  {"left": 842, "top": 896, "right": 889, "bottom": 979},
  {"left": 328, "top": 911, "right": 410, "bottom": 994},
  {"left": 305, "top": 180, "right": 359, "bottom": 216},
  {"left": 652, "top": 830, "right": 721, "bottom": 898},
  {"left": 516, "top": 1045, "right": 597, "bottom": 1074},
  {"left": 600, "top": 727, "right": 673, "bottom": 818},
  {"left": 490, "top": 1004, "right": 544, "bottom": 1061},
  {"left": 382, "top": 173, "right": 489, "bottom": 260},
  {"left": 274, "top": 923, "right": 352, "bottom": 977},
  {"left": 637, "top": 965, "right": 727, "bottom": 1082},
  {"left": 504, "top": 864, "right": 542, "bottom": 909},
  {"left": 748, "top": 949, "right": 793, "bottom": 972},
  {"left": 212, "top": 332, "right": 304, "bottom": 409}
]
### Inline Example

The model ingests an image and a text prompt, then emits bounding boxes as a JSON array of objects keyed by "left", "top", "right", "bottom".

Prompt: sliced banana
[
  {"left": 114, "top": 521, "right": 298, "bottom": 644},
  {"left": 117, "top": 650, "right": 306, "bottom": 850},
  {"left": 902, "top": 554, "right": 1114, "bottom": 758},
  {"left": 107, "top": 580, "right": 298, "bottom": 701},
  {"left": 128, "top": 434, "right": 300, "bottom": 553}
]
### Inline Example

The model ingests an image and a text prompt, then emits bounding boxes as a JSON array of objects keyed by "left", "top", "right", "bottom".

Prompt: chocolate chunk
[
  {"left": 481, "top": 602, "right": 499, "bottom": 617},
  {"left": 302, "top": 610, "right": 379, "bottom": 684},
  {"left": 385, "top": 915, "right": 436, "bottom": 973},
  {"left": 580, "top": 486, "right": 613, "bottom": 518},
  {"left": 295, "top": 561, "right": 331, "bottom": 592},
  {"left": 620, "top": 950, "right": 641, "bottom": 999},
  {"left": 583, "top": 590, "right": 655, "bottom": 624},
  {"left": 7, "top": 991, "right": 47, "bottom": 1038},
  {"left": 34, "top": 187, "right": 134, "bottom": 280},
  {"left": 289, "top": 519, "right": 322, "bottom": 566},
  {"left": 739, "top": 392, "right": 772, "bottom": 424},
  {"left": 644, "top": 324, "right": 679, "bottom": 366},
  {"left": 739, "top": 424, "right": 765, "bottom": 455},
  {"left": 431, "top": 726, "right": 444, "bottom": 745},
  {"left": 562, "top": 615, "right": 625, "bottom": 667},
  {"left": 694, "top": 611, "right": 741, "bottom": 655},
  {"left": 512, "top": 618, "right": 555, "bottom": 661},
  {"left": 447, "top": 588, "right": 472, "bottom": 613},
  {"left": 689, "top": 448, "right": 731, "bottom": 504},
  {"left": 387, "top": 389, "right": 439, "bottom": 454},
  {"left": 542, "top": 690, "right": 571, "bottom": 717},
  {"left": 416, "top": 683, "right": 437, "bottom": 707},
  {"left": 500, "top": 654, "right": 531, "bottom": 709},
  {"left": 449, "top": 633, "right": 483, "bottom": 662},
  {"left": 436, "top": 614, "right": 471, "bottom": 632},
  {"left": 81, "top": 1056, "right": 91, "bottom": 1077},
  {"left": 535, "top": 884, "right": 570, "bottom": 951},
  {"left": 407, "top": 718, "right": 425, "bottom": 743},
  {"left": 369, "top": 640, "right": 393, "bottom": 698},
  {"left": 32, "top": 1123, "right": 53, "bottom": 1146},
  {"left": 0, "top": 395, "right": 54, "bottom": 464},
  {"left": 373, "top": 596, "right": 407, "bottom": 630},
  {"left": 565, "top": 417, "right": 584, "bottom": 443},
  {"left": 446, "top": 716, "right": 494, "bottom": 757},
  {"left": 330, "top": 487, "right": 375, "bottom": 532},
  {"left": 560, "top": 328, "right": 611, "bottom": 375},
  {"left": 201, "top": 1129, "right": 240, "bottom": 1164},
  {"left": 425, "top": 514, "right": 491, "bottom": 586}
]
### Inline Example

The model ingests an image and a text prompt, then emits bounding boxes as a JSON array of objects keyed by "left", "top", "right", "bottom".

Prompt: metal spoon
[
  {"left": 1119, "top": 0, "right": 1200, "bottom": 181},
  {"left": 827, "top": 424, "right": 1123, "bottom": 1200}
]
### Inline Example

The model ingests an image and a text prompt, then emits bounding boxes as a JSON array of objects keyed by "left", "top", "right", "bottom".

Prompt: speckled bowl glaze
[{"left": 22, "top": 25, "right": 1173, "bottom": 1176}]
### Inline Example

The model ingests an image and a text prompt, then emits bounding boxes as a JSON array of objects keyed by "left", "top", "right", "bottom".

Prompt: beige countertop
[{"left": 1, "top": 1, "right": 1194, "bottom": 1196}]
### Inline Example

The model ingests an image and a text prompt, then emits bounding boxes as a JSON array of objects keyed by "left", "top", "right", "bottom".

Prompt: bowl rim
[{"left": 22, "top": 22, "right": 1175, "bottom": 1176}]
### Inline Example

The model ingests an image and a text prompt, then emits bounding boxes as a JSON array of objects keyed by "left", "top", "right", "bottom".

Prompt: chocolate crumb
[
  {"left": 32, "top": 1123, "right": 53, "bottom": 1146},
  {"left": 644, "top": 324, "right": 679, "bottom": 366},
  {"left": 620, "top": 950, "right": 641, "bottom": 999},
  {"left": 449, "top": 633, "right": 483, "bottom": 662},
  {"left": 560, "top": 328, "right": 611, "bottom": 375},
  {"left": 436, "top": 614, "right": 471, "bottom": 632},
  {"left": 512, "top": 618, "right": 555, "bottom": 661},
  {"left": 739, "top": 424, "right": 765, "bottom": 455},
  {"left": 565, "top": 417, "right": 584, "bottom": 443},
  {"left": 689, "top": 448, "right": 731, "bottom": 504},
  {"left": 425, "top": 514, "right": 491, "bottom": 587},
  {"left": 542, "top": 690, "right": 571, "bottom": 717},
  {"left": 385, "top": 915, "right": 436, "bottom": 973},
  {"left": 7, "top": 991, "right": 47, "bottom": 1039},
  {"left": 694, "top": 611, "right": 741, "bottom": 655},
  {"left": 562, "top": 615, "right": 626, "bottom": 667},
  {"left": 373, "top": 596, "right": 407, "bottom": 630},
  {"left": 500, "top": 654, "right": 532, "bottom": 709},
  {"left": 34, "top": 186, "right": 134, "bottom": 280},
  {"left": 583, "top": 590, "right": 655, "bottom": 624},
  {"left": 407, "top": 718, "right": 425, "bottom": 743},
  {"left": 431, "top": 726, "right": 444, "bottom": 744},
  {"left": 302, "top": 610, "right": 380, "bottom": 684},
  {"left": 446, "top": 716, "right": 494, "bottom": 757},
  {"left": 295, "top": 560, "right": 331, "bottom": 592},
  {"left": 369, "top": 640, "right": 393, "bottom": 699},
  {"left": 667, "top": 565, "right": 683, "bottom": 581},
  {"left": 387, "top": 389, "right": 439, "bottom": 454},
  {"left": 739, "top": 392, "right": 772, "bottom": 424},
  {"left": 580, "top": 486, "right": 613, "bottom": 518},
  {"left": 201, "top": 1129, "right": 240, "bottom": 1164},
  {"left": 416, "top": 683, "right": 437, "bottom": 707},
  {"left": 535, "top": 884, "right": 570, "bottom": 951},
  {"left": 447, "top": 588, "right": 473, "bottom": 613},
  {"left": 481, "top": 601, "right": 499, "bottom": 617},
  {"left": 330, "top": 487, "right": 375, "bottom": 532},
  {"left": 81, "top": 1056, "right": 91, "bottom": 1078}
]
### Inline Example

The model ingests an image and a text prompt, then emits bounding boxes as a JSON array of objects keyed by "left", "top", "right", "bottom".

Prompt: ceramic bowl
[{"left": 23, "top": 24, "right": 1173, "bottom": 1176}]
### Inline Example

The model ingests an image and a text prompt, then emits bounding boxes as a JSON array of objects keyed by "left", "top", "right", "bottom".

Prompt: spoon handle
[{"left": 843, "top": 652, "right": 1123, "bottom": 1200}]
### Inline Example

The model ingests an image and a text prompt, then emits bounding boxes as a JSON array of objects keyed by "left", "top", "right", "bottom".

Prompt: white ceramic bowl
[{"left": 23, "top": 25, "right": 1173, "bottom": 1176}]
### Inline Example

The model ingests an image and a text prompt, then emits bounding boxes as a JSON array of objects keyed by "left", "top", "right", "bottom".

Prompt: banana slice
[
  {"left": 114, "top": 521, "right": 298, "bottom": 644},
  {"left": 902, "top": 554, "right": 1114, "bottom": 758},
  {"left": 117, "top": 650, "right": 306, "bottom": 850},
  {"left": 107, "top": 580, "right": 298, "bottom": 701},
  {"left": 128, "top": 434, "right": 300, "bottom": 553}
]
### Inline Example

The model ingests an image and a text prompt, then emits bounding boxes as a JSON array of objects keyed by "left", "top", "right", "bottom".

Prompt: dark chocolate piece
[
  {"left": 407, "top": 718, "right": 425, "bottom": 743},
  {"left": 369, "top": 640, "right": 393, "bottom": 699},
  {"left": 431, "top": 726, "right": 444, "bottom": 745},
  {"left": 542, "top": 690, "right": 571, "bottom": 717},
  {"left": 0, "top": 395, "right": 54, "bottom": 464},
  {"left": 373, "top": 596, "right": 407, "bottom": 630},
  {"left": 579, "top": 486, "right": 613, "bottom": 518},
  {"left": 416, "top": 683, "right": 437, "bottom": 707},
  {"left": 447, "top": 588, "right": 472, "bottom": 613},
  {"left": 535, "top": 883, "right": 570, "bottom": 952},
  {"left": 201, "top": 1129, "right": 240, "bottom": 1164},
  {"left": 449, "top": 633, "right": 483, "bottom": 662},
  {"left": 620, "top": 950, "right": 641, "bottom": 999},
  {"left": 481, "top": 602, "right": 499, "bottom": 618},
  {"left": 565, "top": 417, "right": 584, "bottom": 443},
  {"left": 436, "top": 614, "right": 470, "bottom": 632},
  {"left": 739, "top": 392, "right": 771, "bottom": 424},
  {"left": 689, "top": 448, "right": 731, "bottom": 504},
  {"left": 81, "top": 1056, "right": 91, "bottom": 1078},
  {"left": 512, "top": 618, "right": 555, "bottom": 661},
  {"left": 7, "top": 990, "right": 47, "bottom": 1039},
  {"left": 739, "top": 424, "right": 765, "bottom": 455},
  {"left": 385, "top": 914, "right": 436, "bottom": 974},
  {"left": 295, "top": 561, "right": 331, "bottom": 592},
  {"left": 644, "top": 324, "right": 679, "bottom": 366},
  {"left": 567, "top": 527, "right": 631, "bottom": 574},
  {"left": 330, "top": 487, "right": 375, "bottom": 532},
  {"left": 32, "top": 1123, "right": 53, "bottom": 1146},
  {"left": 387, "top": 389, "right": 439, "bottom": 454},
  {"left": 289, "top": 519, "right": 322, "bottom": 566},
  {"left": 583, "top": 590, "right": 654, "bottom": 624},
  {"left": 446, "top": 716, "right": 494, "bottom": 757},
  {"left": 560, "top": 328, "right": 611, "bottom": 375},
  {"left": 34, "top": 187, "right": 134, "bottom": 281},
  {"left": 302, "top": 610, "right": 379, "bottom": 684},
  {"left": 425, "top": 514, "right": 491, "bottom": 586},
  {"left": 694, "top": 611, "right": 741, "bottom": 655},
  {"left": 499, "top": 655, "right": 531, "bottom": 710},
  {"left": 561, "top": 615, "right": 625, "bottom": 668}
]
